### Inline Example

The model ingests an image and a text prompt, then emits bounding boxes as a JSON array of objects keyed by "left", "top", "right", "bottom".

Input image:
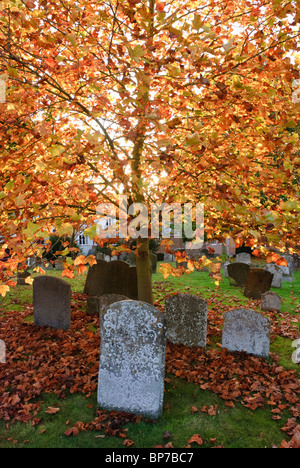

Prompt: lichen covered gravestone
[
  {"left": 98, "top": 300, "right": 166, "bottom": 419},
  {"left": 164, "top": 294, "right": 207, "bottom": 347},
  {"left": 244, "top": 268, "right": 273, "bottom": 299},
  {"left": 33, "top": 276, "right": 71, "bottom": 330},
  {"left": 222, "top": 309, "right": 270, "bottom": 358},
  {"left": 227, "top": 262, "right": 250, "bottom": 287}
]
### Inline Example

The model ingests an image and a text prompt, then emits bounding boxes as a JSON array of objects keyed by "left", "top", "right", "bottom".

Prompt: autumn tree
[{"left": 0, "top": 0, "right": 299, "bottom": 302}]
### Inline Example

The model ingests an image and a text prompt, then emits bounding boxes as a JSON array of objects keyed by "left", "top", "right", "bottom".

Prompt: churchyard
[{"left": 0, "top": 258, "right": 299, "bottom": 449}]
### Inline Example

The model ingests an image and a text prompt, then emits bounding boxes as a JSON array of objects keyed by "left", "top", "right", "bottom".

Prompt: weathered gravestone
[
  {"left": 84, "top": 260, "right": 138, "bottom": 312},
  {"left": 164, "top": 294, "right": 207, "bottom": 347},
  {"left": 222, "top": 309, "right": 270, "bottom": 358},
  {"left": 54, "top": 258, "right": 64, "bottom": 271},
  {"left": 86, "top": 294, "right": 129, "bottom": 316},
  {"left": 0, "top": 339, "right": 5, "bottom": 363},
  {"left": 126, "top": 266, "right": 138, "bottom": 300},
  {"left": 261, "top": 291, "right": 282, "bottom": 312},
  {"left": 128, "top": 252, "right": 157, "bottom": 274},
  {"left": 33, "top": 276, "right": 71, "bottom": 330},
  {"left": 17, "top": 269, "right": 31, "bottom": 285},
  {"left": 227, "top": 262, "right": 250, "bottom": 287},
  {"left": 263, "top": 264, "right": 282, "bottom": 288},
  {"left": 223, "top": 261, "right": 231, "bottom": 278},
  {"left": 236, "top": 252, "right": 251, "bottom": 265},
  {"left": 149, "top": 253, "right": 157, "bottom": 274},
  {"left": 104, "top": 260, "right": 130, "bottom": 296},
  {"left": 98, "top": 300, "right": 166, "bottom": 418},
  {"left": 244, "top": 268, "right": 273, "bottom": 299},
  {"left": 83, "top": 259, "right": 109, "bottom": 296}
]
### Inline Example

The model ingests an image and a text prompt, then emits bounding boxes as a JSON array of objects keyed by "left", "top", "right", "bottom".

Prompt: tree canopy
[{"left": 0, "top": 0, "right": 299, "bottom": 298}]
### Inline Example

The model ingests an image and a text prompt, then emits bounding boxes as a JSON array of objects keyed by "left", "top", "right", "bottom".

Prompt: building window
[{"left": 79, "top": 235, "right": 88, "bottom": 245}]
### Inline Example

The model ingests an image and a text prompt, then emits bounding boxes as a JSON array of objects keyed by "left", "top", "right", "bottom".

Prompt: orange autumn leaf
[{"left": 188, "top": 434, "right": 203, "bottom": 446}]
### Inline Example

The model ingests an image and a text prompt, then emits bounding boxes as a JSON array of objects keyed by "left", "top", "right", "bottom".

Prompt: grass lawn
[{"left": 0, "top": 262, "right": 299, "bottom": 449}]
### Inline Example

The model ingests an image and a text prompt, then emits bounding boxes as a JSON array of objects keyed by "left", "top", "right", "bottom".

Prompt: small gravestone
[
  {"left": 86, "top": 296, "right": 101, "bottom": 315},
  {"left": 223, "top": 261, "right": 231, "bottom": 278},
  {"left": 126, "top": 267, "right": 138, "bottom": 300},
  {"left": 261, "top": 291, "right": 282, "bottom": 312},
  {"left": 244, "top": 268, "right": 273, "bottom": 299},
  {"left": 263, "top": 264, "right": 282, "bottom": 288},
  {"left": 128, "top": 252, "right": 136, "bottom": 266},
  {"left": 236, "top": 253, "right": 251, "bottom": 265},
  {"left": 33, "top": 276, "right": 71, "bottom": 330},
  {"left": 103, "top": 260, "right": 129, "bottom": 296},
  {"left": 87, "top": 294, "right": 130, "bottom": 316},
  {"left": 222, "top": 309, "right": 270, "bottom": 358},
  {"left": 98, "top": 301, "right": 166, "bottom": 419},
  {"left": 149, "top": 253, "right": 157, "bottom": 274},
  {"left": 43, "top": 261, "right": 54, "bottom": 270},
  {"left": 0, "top": 339, "right": 5, "bottom": 363},
  {"left": 164, "top": 253, "right": 174, "bottom": 262},
  {"left": 54, "top": 258, "right": 64, "bottom": 270},
  {"left": 227, "top": 263, "right": 250, "bottom": 287},
  {"left": 164, "top": 294, "right": 207, "bottom": 347},
  {"left": 17, "top": 269, "right": 31, "bottom": 285},
  {"left": 83, "top": 259, "right": 109, "bottom": 296}
]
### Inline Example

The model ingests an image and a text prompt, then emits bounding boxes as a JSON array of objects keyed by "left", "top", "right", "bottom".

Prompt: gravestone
[
  {"left": 17, "top": 269, "right": 31, "bottom": 285},
  {"left": 223, "top": 261, "right": 231, "bottom": 278},
  {"left": 54, "top": 258, "right": 64, "bottom": 271},
  {"left": 263, "top": 264, "right": 282, "bottom": 288},
  {"left": 236, "top": 252, "right": 251, "bottom": 265},
  {"left": 126, "top": 267, "right": 138, "bottom": 300},
  {"left": 33, "top": 276, "right": 71, "bottom": 330},
  {"left": 222, "top": 309, "right": 270, "bottom": 358},
  {"left": 98, "top": 300, "right": 167, "bottom": 419},
  {"left": 87, "top": 294, "right": 130, "bottom": 316},
  {"left": 103, "top": 260, "right": 129, "bottom": 296},
  {"left": 43, "top": 261, "right": 54, "bottom": 270},
  {"left": 244, "top": 268, "right": 273, "bottom": 299},
  {"left": 149, "top": 253, "right": 157, "bottom": 274},
  {"left": 0, "top": 339, "right": 5, "bottom": 363},
  {"left": 83, "top": 259, "right": 109, "bottom": 296},
  {"left": 164, "top": 253, "right": 174, "bottom": 262},
  {"left": 227, "top": 262, "right": 250, "bottom": 287},
  {"left": 128, "top": 252, "right": 136, "bottom": 266},
  {"left": 261, "top": 291, "right": 282, "bottom": 312},
  {"left": 165, "top": 294, "right": 207, "bottom": 347}
]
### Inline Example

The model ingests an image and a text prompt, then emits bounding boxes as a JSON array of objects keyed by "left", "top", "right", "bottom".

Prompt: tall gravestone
[
  {"left": 227, "top": 263, "right": 250, "bottom": 287},
  {"left": 98, "top": 300, "right": 166, "bottom": 419},
  {"left": 244, "top": 268, "right": 273, "bottom": 299},
  {"left": 33, "top": 276, "right": 71, "bottom": 330},
  {"left": 126, "top": 266, "right": 139, "bottom": 300},
  {"left": 222, "top": 309, "right": 270, "bottom": 358},
  {"left": 164, "top": 294, "right": 207, "bottom": 347},
  {"left": 83, "top": 259, "right": 109, "bottom": 296},
  {"left": 103, "top": 260, "right": 129, "bottom": 296}
]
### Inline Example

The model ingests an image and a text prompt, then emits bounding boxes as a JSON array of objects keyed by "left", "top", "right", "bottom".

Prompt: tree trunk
[{"left": 136, "top": 237, "right": 153, "bottom": 305}]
